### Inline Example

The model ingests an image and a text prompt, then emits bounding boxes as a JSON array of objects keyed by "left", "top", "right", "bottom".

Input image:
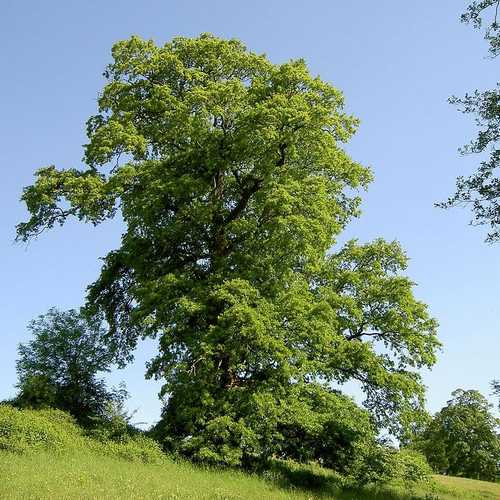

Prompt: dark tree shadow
[{"left": 264, "top": 460, "right": 433, "bottom": 500}]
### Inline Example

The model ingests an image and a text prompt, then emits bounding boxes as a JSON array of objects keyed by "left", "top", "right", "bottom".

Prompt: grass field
[{"left": 1, "top": 450, "right": 499, "bottom": 499}]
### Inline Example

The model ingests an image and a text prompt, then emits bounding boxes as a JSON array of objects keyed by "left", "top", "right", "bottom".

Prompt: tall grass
[
  {"left": 1, "top": 405, "right": 499, "bottom": 499},
  {"left": 0, "top": 404, "right": 164, "bottom": 463},
  {"left": 2, "top": 451, "right": 500, "bottom": 499}
]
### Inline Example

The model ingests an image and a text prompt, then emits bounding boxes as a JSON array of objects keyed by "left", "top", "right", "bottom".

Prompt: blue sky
[{"left": 1, "top": 1, "right": 499, "bottom": 426}]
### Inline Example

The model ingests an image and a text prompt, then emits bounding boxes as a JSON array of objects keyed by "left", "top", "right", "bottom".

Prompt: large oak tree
[{"left": 17, "top": 34, "right": 439, "bottom": 465}]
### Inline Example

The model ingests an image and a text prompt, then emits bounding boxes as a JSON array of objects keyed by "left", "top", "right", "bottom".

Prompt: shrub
[
  {"left": 0, "top": 405, "right": 164, "bottom": 464},
  {"left": 277, "top": 386, "right": 376, "bottom": 473},
  {"left": 13, "top": 309, "right": 124, "bottom": 427},
  {"left": 90, "top": 435, "right": 165, "bottom": 464},
  {"left": 266, "top": 459, "right": 344, "bottom": 492},
  {"left": 153, "top": 384, "right": 378, "bottom": 472},
  {"left": 394, "top": 449, "right": 433, "bottom": 485},
  {"left": 346, "top": 443, "right": 432, "bottom": 487},
  {"left": 85, "top": 396, "right": 139, "bottom": 443},
  {"left": 178, "top": 416, "right": 247, "bottom": 467}
]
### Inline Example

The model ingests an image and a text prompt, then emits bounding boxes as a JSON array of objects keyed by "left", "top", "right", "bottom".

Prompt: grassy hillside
[
  {"left": 1, "top": 450, "right": 500, "bottom": 499},
  {"left": 431, "top": 476, "right": 500, "bottom": 499},
  {"left": 0, "top": 405, "right": 499, "bottom": 499}
]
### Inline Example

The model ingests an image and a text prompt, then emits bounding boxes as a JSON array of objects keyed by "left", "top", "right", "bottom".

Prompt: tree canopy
[{"left": 17, "top": 34, "right": 439, "bottom": 465}]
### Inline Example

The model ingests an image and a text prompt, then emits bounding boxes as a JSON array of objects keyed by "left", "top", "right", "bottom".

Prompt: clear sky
[{"left": 1, "top": 1, "right": 499, "bottom": 427}]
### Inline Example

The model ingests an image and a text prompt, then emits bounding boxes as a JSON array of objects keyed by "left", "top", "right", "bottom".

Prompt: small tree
[
  {"left": 415, "top": 389, "right": 500, "bottom": 481},
  {"left": 14, "top": 308, "right": 124, "bottom": 427}
]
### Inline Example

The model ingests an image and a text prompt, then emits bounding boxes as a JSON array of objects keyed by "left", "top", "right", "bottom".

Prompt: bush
[
  {"left": 413, "top": 389, "right": 500, "bottom": 481},
  {"left": 266, "top": 459, "right": 344, "bottom": 492},
  {"left": 178, "top": 416, "right": 248, "bottom": 467},
  {"left": 394, "top": 449, "right": 433, "bottom": 485},
  {"left": 346, "top": 444, "right": 432, "bottom": 487},
  {"left": 85, "top": 397, "right": 139, "bottom": 443},
  {"left": 0, "top": 405, "right": 164, "bottom": 464},
  {"left": 277, "top": 386, "right": 376, "bottom": 473}
]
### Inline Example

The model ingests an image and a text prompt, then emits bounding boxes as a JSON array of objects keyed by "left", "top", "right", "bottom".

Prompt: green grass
[
  {"left": 430, "top": 475, "right": 500, "bottom": 499},
  {"left": 1, "top": 450, "right": 499, "bottom": 499},
  {"left": 1, "top": 406, "right": 498, "bottom": 499}
]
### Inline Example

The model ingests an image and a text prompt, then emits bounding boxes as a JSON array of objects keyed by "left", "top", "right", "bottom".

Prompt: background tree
[
  {"left": 14, "top": 308, "right": 125, "bottom": 427},
  {"left": 17, "top": 34, "right": 439, "bottom": 466},
  {"left": 439, "top": 1, "right": 500, "bottom": 241},
  {"left": 414, "top": 389, "right": 500, "bottom": 481}
]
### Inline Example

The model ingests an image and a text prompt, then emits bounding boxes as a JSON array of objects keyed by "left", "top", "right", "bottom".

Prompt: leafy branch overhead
[{"left": 440, "top": 1, "right": 500, "bottom": 241}]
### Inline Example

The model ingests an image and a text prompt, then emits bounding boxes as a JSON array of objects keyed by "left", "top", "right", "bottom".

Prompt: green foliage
[
  {"left": 17, "top": 34, "right": 439, "bottom": 466},
  {"left": 86, "top": 409, "right": 137, "bottom": 443},
  {"left": 492, "top": 379, "right": 500, "bottom": 410},
  {"left": 13, "top": 308, "right": 125, "bottom": 426},
  {"left": 413, "top": 389, "right": 500, "bottom": 482},
  {"left": 277, "top": 386, "right": 375, "bottom": 472},
  {"left": 3, "top": 447, "right": 500, "bottom": 500},
  {"left": 0, "top": 405, "right": 84, "bottom": 454},
  {"left": 387, "top": 449, "right": 431, "bottom": 486},
  {"left": 12, "top": 374, "right": 57, "bottom": 409},
  {"left": 180, "top": 415, "right": 251, "bottom": 466},
  {"left": 153, "top": 385, "right": 377, "bottom": 471},
  {"left": 346, "top": 445, "right": 432, "bottom": 488},
  {"left": 440, "top": 1, "right": 500, "bottom": 241},
  {"left": 0, "top": 404, "right": 164, "bottom": 464},
  {"left": 85, "top": 382, "right": 140, "bottom": 442},
  {"left": 265, "top": 459, "right": 346, "bottom": 492},
  {"left": 90, "top": 434, "right": 165, "bottom": 464},
  {"left": 269, "top": 446, "right": 431, "bottom": 492},
  {"left": 461, "top": 1, "right": 500, "bottom": 56}
]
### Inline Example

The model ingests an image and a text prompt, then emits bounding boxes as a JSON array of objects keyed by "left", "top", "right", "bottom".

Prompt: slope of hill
[
  {"left": 1, "top": 405, "right": 499, "bottom": 499},
  {"left": 1, "top": 450, "right": 500, "bottom": 499}
]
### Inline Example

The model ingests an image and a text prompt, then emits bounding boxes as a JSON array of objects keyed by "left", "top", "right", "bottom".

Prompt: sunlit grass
[
  {"left": 431, "top": 475, "right": 500, "bottom": 499},
  {"left": 0, "top": 451, "right": 315, "bottom": 500},
  {"left": 1, "top": 450, "right": 499, "bottom": 499}
]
